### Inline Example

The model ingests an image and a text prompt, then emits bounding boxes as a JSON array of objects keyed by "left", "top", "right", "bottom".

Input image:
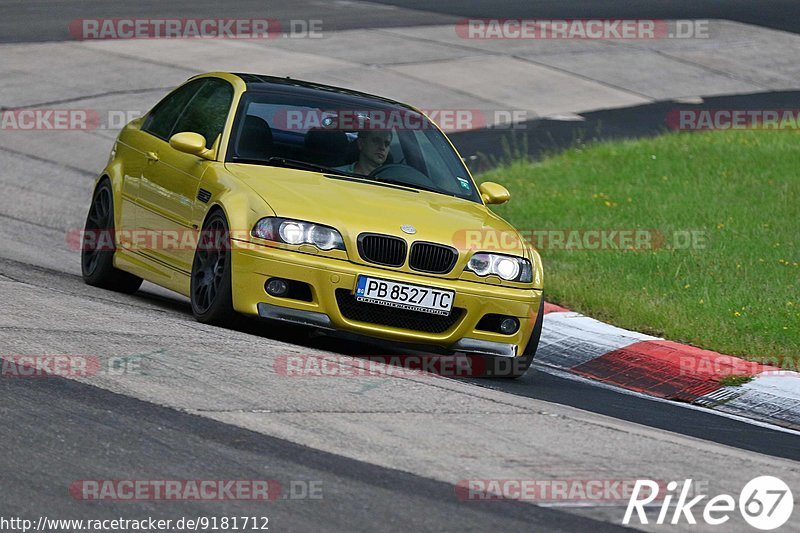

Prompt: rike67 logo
[{"left": 623, "top": 476, "right": 794, "bottom": 530}]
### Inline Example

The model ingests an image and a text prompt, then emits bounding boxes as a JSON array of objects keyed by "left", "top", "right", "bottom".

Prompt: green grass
[
  {"left": 480, "top": 130, "right": 799, "bottom": 364},
  {"left": 719, "top": 375, "right": 754, "bottom": 388}
]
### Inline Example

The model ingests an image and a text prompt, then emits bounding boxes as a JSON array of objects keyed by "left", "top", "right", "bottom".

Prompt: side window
[
  {"left": 171, "top": 79, "right": 234, "bottom": 148},
  {"left": 142, "top": 80, "right": 205, "bottom": 140}
]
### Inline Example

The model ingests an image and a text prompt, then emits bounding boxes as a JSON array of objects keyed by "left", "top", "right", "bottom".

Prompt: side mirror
[
  {"left": 479, "top": 181, "right": 511, "bottom": 205},
  {"left": 169, "top": 132, "right": 212, "bottom": 159}
]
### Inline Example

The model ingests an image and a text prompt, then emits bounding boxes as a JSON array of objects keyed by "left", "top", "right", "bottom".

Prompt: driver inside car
[{"left": 335, "top": 129, "right": 392, "bottom": 175}]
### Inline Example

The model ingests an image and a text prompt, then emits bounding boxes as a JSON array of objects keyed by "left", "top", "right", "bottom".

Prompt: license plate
[{"left": 355, "top": 276, "right": 454, "bottom": 316}]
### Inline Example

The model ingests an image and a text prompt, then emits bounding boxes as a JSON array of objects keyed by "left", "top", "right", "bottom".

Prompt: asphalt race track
[
  {"left": 2, "top": 0, "right": 800, "bottom": 42},
  {"left": 1, "top": 1, "right": 798, "bottom": 531},
  {"left": 2, "top": 372, "right": 623, "bottom": 532}
]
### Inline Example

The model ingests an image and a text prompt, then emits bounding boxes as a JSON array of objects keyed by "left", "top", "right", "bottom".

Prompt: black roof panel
[{"left": 231, "top": 72, "right": 412, "bottom": 109}]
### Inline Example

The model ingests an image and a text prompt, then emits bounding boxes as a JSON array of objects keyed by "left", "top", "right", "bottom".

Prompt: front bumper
[{"left": 231, "top": 240, "right": 542, "bottom": 356}]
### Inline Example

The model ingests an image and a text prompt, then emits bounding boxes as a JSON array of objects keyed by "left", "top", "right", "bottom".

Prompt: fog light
[
  {"left": 499, "top": 317, "right": 519, "bottom": 335},
  {"left": 266, "top": 278, "right": 289, "bottom": 297}
]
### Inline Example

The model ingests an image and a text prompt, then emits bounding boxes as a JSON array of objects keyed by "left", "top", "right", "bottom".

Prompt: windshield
[{"left": 227, "top": 90, "right": 481, "bottom": 203}]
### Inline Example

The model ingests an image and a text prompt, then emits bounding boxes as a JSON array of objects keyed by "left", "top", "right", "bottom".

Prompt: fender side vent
[{"left": 197, "top": 188, "right": 212, "bottom": 203}]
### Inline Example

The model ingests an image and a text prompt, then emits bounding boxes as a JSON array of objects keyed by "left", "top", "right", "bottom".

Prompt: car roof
[{"left": 230, "top": 72, "right": 414, "bottom": 110}]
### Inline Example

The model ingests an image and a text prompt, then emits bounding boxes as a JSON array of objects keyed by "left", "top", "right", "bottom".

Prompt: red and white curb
[{"left": 538, "top": 303, "right": 800, "bottom": 430}]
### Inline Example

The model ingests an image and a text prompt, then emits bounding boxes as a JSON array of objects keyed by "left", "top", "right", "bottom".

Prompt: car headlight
[
  {"left": 466, "top": 252, "right": 532, "bottom": 282},
  {"left": 252, "top": 217, "right": 345, "bottom": 251}
]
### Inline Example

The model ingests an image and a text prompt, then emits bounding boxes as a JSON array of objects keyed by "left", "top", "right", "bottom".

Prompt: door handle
[{"left": 145, "top": 151, "right": 159, "bottom": 162}]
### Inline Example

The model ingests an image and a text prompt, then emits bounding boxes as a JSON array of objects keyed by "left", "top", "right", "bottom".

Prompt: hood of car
[{"left": 226, "top": 163, "right": 528, "bottom": 259}]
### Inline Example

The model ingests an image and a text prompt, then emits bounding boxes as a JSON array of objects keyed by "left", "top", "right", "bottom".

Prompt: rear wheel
[
  {"left": 482, "top": 297, "right": 544, "bottom": 379},
  {"left": 81, "top": 180, "right": 143, "bottom": 294},
  {"left": 190, "top": 210, "right": 235, "bottom": 325}
]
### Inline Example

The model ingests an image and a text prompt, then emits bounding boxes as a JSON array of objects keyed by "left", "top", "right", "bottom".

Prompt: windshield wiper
[{"left": 265, "top": 157, "right": 360, "bottom": 178}]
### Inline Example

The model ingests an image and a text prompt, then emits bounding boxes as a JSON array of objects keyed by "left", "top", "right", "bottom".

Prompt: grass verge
[{"left": 480, "top": 130, "right": 799, "bottom": 364}]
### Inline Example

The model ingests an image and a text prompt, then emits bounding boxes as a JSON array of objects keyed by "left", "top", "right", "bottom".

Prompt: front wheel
[
  {"left": 190, "top": 210, "right": 235, "bottom": 325},
  {"left": 81, "top": 179, "right": 143, "bottom": 294}
]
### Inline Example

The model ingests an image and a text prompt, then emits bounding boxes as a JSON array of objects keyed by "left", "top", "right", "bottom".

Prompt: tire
[
  {"left": 81, "top": 179, "right": 143, "bottom": 294},
  {"left": 482, "top": 296, "right": 544, "bottom": 379},
  {"left": 190, "top": 209, "right": 235, "bottom": 325}
]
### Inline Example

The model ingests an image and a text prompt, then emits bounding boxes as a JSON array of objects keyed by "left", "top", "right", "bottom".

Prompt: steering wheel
[{"left": 369, "top": 164, "right": 437, "bottom": 188}]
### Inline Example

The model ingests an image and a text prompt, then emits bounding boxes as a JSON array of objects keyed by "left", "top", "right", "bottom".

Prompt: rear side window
[
  {"left": 171, "top": 79, "right": 234, "bottom": 148},
  {"left": 143, "top": 80, "right": 205, "bottom": 140}
]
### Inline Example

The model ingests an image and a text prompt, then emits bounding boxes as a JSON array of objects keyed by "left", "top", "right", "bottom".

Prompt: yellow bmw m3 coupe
[{"left": 81, "top": 72, "right": 544, "bottom": 377}]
